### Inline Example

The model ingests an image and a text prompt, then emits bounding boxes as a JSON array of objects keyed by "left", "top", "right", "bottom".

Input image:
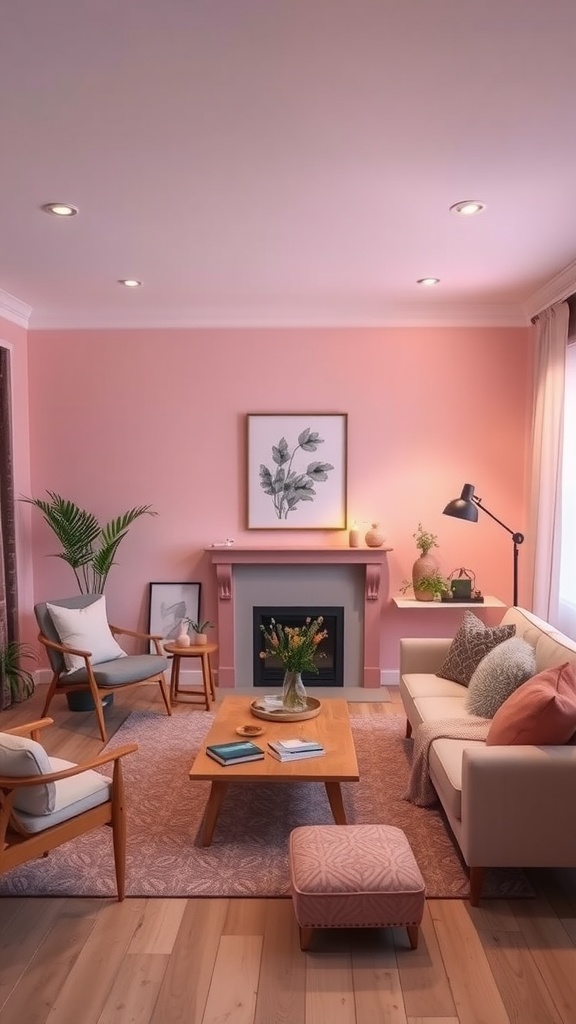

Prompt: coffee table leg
[
  {"left": 324, "top": 782, "right": 347, "bottom": 825},
  {"left": 201, "top": 780, "right": 228, "bottom": 846}
]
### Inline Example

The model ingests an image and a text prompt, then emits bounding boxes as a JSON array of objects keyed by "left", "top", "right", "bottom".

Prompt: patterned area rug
[{"left": 0, "top": 709, "right": 534, "bottom": 899}]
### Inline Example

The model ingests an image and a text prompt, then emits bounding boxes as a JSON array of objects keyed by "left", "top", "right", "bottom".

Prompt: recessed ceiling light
[
  {"left": 416, "top": 277, "right": 440, "bottom": 286},
  {"left": 450, "top": 200, "right": 486, "bottom": 216},
  {"left": 41, "top": 202, "right": 78, "bottom": 217},
  {"left": 118, "top": 279, "right": 142, "bottom": 288}
]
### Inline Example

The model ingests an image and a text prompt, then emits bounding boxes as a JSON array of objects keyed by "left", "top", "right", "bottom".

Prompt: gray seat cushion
[{"left": 61, "top": 654, "right": 168, "bottom": 688}]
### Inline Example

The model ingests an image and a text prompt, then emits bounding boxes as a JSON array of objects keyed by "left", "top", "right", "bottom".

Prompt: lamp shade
[{"left": 443, "top": 483, "right": 478, "bottom": 522}]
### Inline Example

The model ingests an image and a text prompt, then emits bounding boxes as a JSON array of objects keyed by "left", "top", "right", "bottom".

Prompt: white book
[
  {"left": 273, "top": 737, "right": 323, "bottom": 753},
  {"left": 268, "top": 744, "right": 325, "bottom": 762}
]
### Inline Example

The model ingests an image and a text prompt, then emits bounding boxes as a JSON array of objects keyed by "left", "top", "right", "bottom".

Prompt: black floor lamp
[{"left": 442, "top": 483, "right": 525, "bottom": 607}]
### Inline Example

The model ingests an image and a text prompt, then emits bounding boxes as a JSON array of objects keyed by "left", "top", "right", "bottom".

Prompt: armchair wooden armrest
[
  {"left": 0, "top": 743, "right": 138, "bottom": 789},
  {"left": 109, "top": 624, "right": 165, "bottom": 655},
  {"left": 109, "top": 624, "right": 160, "bottom": 641},
  {"left": 4, "top": 718, "right": 54, "bottom": 741},
  {"left": 38, "top": 632, "right": 94, "bottom": 661}
]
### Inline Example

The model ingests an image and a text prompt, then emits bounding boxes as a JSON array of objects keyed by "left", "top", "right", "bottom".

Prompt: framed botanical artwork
[
  {"left": 246, "top": 413, "right": 347, "bottom": 529},
  {"left": 148, "top": 582, "right": 201, "bottom": 652}
]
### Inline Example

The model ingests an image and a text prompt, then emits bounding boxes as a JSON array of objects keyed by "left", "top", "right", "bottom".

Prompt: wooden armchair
[
  {"left": 0, "top": 718, "right": 137, "bottom": 899},
  {"left": 35, "top": 595, "right": 171, "bottom": 741}
]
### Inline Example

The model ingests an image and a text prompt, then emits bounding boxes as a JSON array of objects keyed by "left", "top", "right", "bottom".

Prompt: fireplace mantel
[{"left": 207, "top": 546, "right": 392, "bottom": 688}]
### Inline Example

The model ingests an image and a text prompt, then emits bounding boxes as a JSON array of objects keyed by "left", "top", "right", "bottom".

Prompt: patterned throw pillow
[
  {"left": 436, "top": 611, "right": 516, "bottom": 686},
  {"left": 465, "top": 636, "right": 537, "bottom": 718}
]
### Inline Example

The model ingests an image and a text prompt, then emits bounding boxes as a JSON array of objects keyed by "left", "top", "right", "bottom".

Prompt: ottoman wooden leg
[
  {"left": 299, "top": 926, "right": 314, "bottom": 951},
  {"left": 406, "top": 925, "right": 419, "bottom": 950}
]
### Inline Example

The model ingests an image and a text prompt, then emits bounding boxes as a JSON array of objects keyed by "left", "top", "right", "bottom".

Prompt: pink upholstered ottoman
[{"left": 289, "top": 824, "right": 426, "bottom": 951}]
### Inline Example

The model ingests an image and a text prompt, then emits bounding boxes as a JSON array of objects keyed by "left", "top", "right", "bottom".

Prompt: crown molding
[
  {"left": 0, "top": 289, "right": 32, "bottom": 328},
  {"left": 28, "top": 301, "right": 530, "bottom": 330},
  {"left": 524, "top": 257, "right": 576, "bottom": 320}
]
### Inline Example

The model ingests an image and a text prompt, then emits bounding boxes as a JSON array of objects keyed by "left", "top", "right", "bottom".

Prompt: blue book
[{"left": 206, "top": 740, "right": 265, "bottom": 765}]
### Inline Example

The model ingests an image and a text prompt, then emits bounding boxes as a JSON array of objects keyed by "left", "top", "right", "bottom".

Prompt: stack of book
[
  {"left": 205, "top": 740, "right": 265, "bottom": 765},
  {"left": 267, "top": 737, "right": 325, "bottom": 762}
]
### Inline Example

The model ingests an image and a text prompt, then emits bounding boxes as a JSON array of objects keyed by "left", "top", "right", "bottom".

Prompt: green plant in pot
[
  {"left": 411, "top": 523, "right": 441, "bottom": 601},
  {"left": 400, "top": 571, "right": 448, "bottom": 602},
  {"left": 185, "top": 619, "right": 215, "bottom": 645},
  {"left": 22, "top": 492, "right": 157, "bottom": 594},
  {"left": 22, "top": 491, "right": 156, "bottom": 710},
  {"left": 0, "top": 640, "right": 38, "bottom": 708}
]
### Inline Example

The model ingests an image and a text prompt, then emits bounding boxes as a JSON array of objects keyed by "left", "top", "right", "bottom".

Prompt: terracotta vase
[
  {"left": 282, "top": 670, "right": 308, "bottom": 711},
  {"left": 412, "top": 552, "right": 439, "bottom": 601},
  {"left": 365, "top": 522, "right": 385, "bottom": 548},
  {"left": 193, "top": 632, "right": 208, "bottom": 646}
]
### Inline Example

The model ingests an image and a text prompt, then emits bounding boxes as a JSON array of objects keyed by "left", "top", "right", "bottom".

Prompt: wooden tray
[{"left": 250, "top": 696, "right": 321, "bottom": 722}]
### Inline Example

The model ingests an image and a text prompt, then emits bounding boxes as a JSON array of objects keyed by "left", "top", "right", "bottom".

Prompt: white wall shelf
[{"left": 392, "top": 596, "right": 506, "bottom": 609}]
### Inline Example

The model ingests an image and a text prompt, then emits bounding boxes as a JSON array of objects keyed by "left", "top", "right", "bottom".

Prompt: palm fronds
[{"left": 22, "top": 492, "right": 156, "bottom": 593}]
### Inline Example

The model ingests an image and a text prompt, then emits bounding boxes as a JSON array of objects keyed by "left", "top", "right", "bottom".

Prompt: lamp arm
[{"left": 473, "top": 497, "right": 524, "bottom": 545}]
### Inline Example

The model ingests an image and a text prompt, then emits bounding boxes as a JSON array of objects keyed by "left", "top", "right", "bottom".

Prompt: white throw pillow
[
  {"left": 465, "top": 636, "right": 537, "bottom": 719},
  {"left": 0, "top": 732, "right": 55, "bottom": 815},
  {"left": 46, "top": 596, "right": 126, "bottom": 672}
]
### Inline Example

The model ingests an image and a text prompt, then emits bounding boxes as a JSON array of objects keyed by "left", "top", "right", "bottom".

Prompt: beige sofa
[{"left": 399, "top": 606, "right": 576, "bottom": 903}]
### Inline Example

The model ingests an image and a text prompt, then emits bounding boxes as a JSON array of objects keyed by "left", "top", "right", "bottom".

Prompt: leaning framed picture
[
  {"left": 148, "top": 582, "right": 201, "bottom": 652},
  {"left": 247, "top": 413, "right": 347, "bottom": 529}
]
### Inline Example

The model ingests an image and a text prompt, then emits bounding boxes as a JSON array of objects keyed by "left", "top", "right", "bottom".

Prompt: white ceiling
[{"left": 2, "top": 0, "right": 576, "bottom": 330}]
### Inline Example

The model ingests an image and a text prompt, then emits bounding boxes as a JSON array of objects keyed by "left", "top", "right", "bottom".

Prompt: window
[{"left": 558, "top": 338, "right": 576, "bottom": 636}]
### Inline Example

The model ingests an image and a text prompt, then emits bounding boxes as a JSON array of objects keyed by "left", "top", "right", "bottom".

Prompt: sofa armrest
[
  {"left": 460, "top": 745, "right": 576, "bottom": 867},
  {"left": 399, "top": 637, "right": 452, "bottom": 676}
]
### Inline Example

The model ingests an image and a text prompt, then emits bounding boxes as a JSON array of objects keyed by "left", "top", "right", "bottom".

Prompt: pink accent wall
[{"left": 21, "top": 325, "right": 534, "bottom": 672}]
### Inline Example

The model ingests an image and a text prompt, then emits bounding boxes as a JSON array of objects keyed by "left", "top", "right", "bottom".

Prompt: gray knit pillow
[
  {"left": 466, "top": 636, "right": 537, "bottom": 718},
  {"left": 436, "top": 611, "right": 516, "bottom": 686}
]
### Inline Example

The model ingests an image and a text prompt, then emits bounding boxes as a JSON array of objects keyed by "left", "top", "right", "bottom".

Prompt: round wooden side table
[{"left": 163, "top": 642, "right": 218, "bottom": 711}]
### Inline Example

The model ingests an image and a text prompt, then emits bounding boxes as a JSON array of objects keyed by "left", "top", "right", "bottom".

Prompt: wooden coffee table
[{"left": 189, "top": 695, "right": 359, "bottom": 846}]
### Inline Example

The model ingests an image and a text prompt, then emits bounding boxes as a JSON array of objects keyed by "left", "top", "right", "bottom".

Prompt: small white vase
[{"left": 176, "top": 626, "right": 191, "bottom": 647}]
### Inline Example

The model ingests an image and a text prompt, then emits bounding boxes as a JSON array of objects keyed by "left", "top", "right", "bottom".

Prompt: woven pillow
[
  {"left": 0, "top": 732, "right": 55, "bottom": 815},
  {"left": 487, "top": 662, "right": 576, "bottom": 744},
  {"left": 436, "top": 611, "right": 516, "bottom": 686},
  {"left": 465, "top": 636, "right": 536, "bottom": 718}
]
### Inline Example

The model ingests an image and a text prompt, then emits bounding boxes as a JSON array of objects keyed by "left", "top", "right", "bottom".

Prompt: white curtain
[
  {"left": 529, "top": 300, "right": 569, "bottom": 621},
  {"left": 557, "top": 335, "right": 576, "bottom": 636}
]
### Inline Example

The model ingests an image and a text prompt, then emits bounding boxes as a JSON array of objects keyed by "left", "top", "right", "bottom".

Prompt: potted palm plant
[
  {"left": 0, "top": 640, "right": 38, "bottom": 708},
  {"left": 22, "top": 492, "right": 156, "bottom": 594},
  {"left": 22, "top": 491, "right": 156, "bottom": 710}
]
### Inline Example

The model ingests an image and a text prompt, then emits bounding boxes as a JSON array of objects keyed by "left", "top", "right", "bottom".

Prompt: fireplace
[
  {"left": 208, "top": 546, "right": 391, "bottom": 688},
  {"left": 253, "top": 606, "right": 344, "bottom": 687}
]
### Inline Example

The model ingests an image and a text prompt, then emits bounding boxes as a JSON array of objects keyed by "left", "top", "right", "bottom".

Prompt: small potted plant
[
  {"left": 400, "top": 571, "right": 448, "bottom": 602},
  {"left": 0, "top": 640, "right": 38, "bottom": 708},
  {"left": 186, "top": 619, "right": 215, "bottom": 645}
]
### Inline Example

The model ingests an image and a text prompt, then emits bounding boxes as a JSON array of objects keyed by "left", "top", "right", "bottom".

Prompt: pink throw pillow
[{"left": 486, "top": 662, "right": 576, "bottom": 745}]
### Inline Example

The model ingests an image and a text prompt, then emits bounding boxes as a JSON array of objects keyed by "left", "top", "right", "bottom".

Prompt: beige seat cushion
[{"left": 11, "top": 757, "right": 111, "bottom": 834}]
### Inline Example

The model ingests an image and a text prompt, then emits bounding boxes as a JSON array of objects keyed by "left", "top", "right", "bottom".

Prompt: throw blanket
[{"left": 405, "top": 717, "right": 490, "bottom": 807}]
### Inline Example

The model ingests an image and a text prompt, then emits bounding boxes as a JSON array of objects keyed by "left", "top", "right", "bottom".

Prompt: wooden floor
[{"left": 1, "top": 684, "right": 576, "bottom": 1024}]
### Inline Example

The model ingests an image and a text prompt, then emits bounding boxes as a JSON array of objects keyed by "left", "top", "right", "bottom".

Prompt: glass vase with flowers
[{"left": 259, "top": 615, "right": 328, "bottom": 711}]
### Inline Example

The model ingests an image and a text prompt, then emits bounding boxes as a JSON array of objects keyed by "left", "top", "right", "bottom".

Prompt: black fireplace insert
[{"left": 253, "top": 605, "right": 344, "bottom": 687}]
